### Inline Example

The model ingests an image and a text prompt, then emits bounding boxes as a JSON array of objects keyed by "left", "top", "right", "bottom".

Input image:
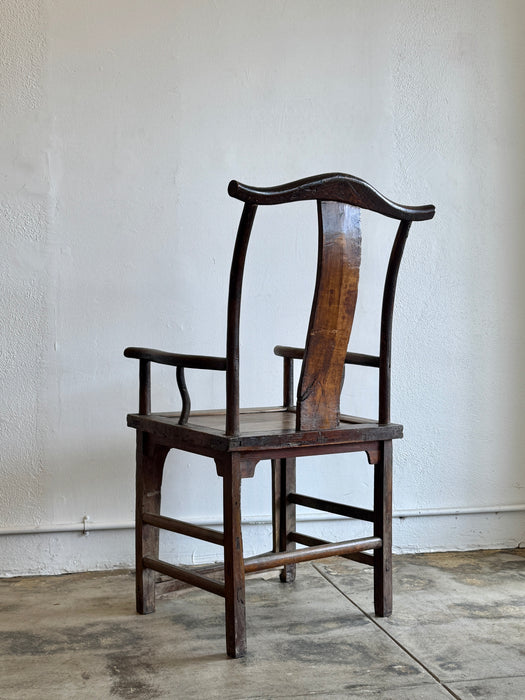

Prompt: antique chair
[{"left": 124, "top": 173, "right": 435, "bottom": 657}]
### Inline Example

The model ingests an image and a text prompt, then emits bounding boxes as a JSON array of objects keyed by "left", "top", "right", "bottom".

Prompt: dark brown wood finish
[
  {"left": 135, "top": 433, "right": 169, "bottom": 615},
  {"left": 138, "top": 360, "right": 151, "bottom": 416},
  {"left": 143, "top": 556, "right": 225, "bottom": 597},
  {"left": 271, "top": 457, "right": 296, "bottom": 582},
  {"left": 243, "top": 535, "right": 381, "bottom": 573},
  {"left": 374, "top": 440, "right": 393, "bottom": 615},
  {"left": 282, "top": 356, "right": 294, "bottom": 408},
  {"left": 142, "top": 512, "right": 224, "bottom": 546},
  {"left": 125, "top": 347, "right": 227, "bottom": 370},
  {"left": 125, "top": 173, "right": 435, "bottom": 657},
  {"left": 220, "top": 453, "right": 247, "bottom": 658},
  {"left": 226, "top": 203, "right": 258, "bottom": 436},
  {"left": 289, "top": 493, "right": 374, "bottom": 522},
  {"left": 228, "top": 173, "right": 434, "bottom": 221},
  {"left": 379, "top": 221, "right": 411, "bottom": 424},
  {"left": 175, "top": 366, "right": 191, "bottom": 425},
  {"left": 290, "top": 532, "right": 375, "bottom": 566}
]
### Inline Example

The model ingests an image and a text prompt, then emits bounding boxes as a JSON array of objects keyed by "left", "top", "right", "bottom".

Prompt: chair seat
[{"left": 127, "top": 407, "right": 402, "bottom": 457}]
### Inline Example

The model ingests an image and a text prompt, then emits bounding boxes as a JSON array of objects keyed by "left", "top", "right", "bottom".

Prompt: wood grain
[{"left": 297, "top": 201, "right": 361, "bottom": 430}]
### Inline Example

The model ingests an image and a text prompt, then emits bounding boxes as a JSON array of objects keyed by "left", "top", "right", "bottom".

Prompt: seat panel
[{"left": 127, "top": 407, "right": 402, "bottom": 450}]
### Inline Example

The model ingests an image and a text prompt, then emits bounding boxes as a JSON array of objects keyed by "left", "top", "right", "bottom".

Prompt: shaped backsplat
[{"left": 296, "top": 201, "right": 362, "bottom": 431}]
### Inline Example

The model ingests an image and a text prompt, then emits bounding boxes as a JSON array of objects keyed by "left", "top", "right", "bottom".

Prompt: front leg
[
  {"left": 135, "top": 432, "right": 169, "bottom": 614},
  {"left": 220, "top": 453, "right": 247, "bottom": 658},
  {"left": 373, "top": 440, "right": 393, "bottom": 617}
]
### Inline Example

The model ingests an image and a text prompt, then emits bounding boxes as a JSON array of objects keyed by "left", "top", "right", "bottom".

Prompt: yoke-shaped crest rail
[{"left": 228, "top": 173, "right": 435, "bottom": 222}]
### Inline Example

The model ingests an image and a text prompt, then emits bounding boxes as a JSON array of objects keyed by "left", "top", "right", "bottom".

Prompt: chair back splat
[
  {"left": 297, "top": 200, "right": 361, "bottom": 431},
  {"left": 125, "top": 172, "right": 435, "bottom": 658}
]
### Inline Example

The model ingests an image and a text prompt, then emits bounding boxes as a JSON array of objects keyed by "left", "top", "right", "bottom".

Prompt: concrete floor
[{"left": 0, "top": 549, "right": 523, "bottom": 699}]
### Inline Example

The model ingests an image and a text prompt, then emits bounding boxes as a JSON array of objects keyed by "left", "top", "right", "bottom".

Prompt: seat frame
[{"left": 125, "top": 173, "right": 435, "bottom": 657}]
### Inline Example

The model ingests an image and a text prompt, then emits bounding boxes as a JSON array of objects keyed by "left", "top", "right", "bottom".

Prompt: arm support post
[{"left": 139, "top": 360, "right": 151, "bottom": 415}]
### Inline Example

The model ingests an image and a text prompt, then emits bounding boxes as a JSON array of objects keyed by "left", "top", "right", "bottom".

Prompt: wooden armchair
[{"left": 125, "top": 173, "right": 435, "bottom": 657}]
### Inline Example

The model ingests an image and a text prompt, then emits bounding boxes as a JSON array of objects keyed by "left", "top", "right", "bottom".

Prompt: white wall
[{"left": 1, "top": 0, "right": 524, "bottom": 576}]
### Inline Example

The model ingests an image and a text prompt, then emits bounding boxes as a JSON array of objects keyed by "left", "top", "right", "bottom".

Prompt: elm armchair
[{"left": 125, "top": 173, "right": 435, "bottom": 657}]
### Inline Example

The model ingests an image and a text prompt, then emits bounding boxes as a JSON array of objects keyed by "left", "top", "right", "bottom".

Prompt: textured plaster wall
[{"left": 1, "top": 0, "right": 524, "bottom": 576}]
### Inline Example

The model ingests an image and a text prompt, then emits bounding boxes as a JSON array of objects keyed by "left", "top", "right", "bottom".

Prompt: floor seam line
[
  {"left": 313, "top": 563, "right": 463, "bottom": 700},
  {"left": 444, "top": 674, "right": 525, "bottom": 683}
]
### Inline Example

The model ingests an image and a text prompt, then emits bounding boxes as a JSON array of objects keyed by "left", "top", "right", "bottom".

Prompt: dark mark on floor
[
  {"left": 0, "top": 622, "right": 139, "bottom": 656},
  {"left": 106, "top": 652, "right": 162, "bottom": 699}
]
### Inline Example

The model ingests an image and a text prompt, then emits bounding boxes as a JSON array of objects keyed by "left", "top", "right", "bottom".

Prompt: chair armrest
[
  {"left": 124, "top": 347, "right": 227, "bottom": 371},
  {"left": 274, "top": 345, "right": 380, "bottom": 368},
  {"left": 124, "top": 347, "right": 227, "bottom": 421},
  {"left": 273, "top": 346, "right": 305, "bottom": 361}
]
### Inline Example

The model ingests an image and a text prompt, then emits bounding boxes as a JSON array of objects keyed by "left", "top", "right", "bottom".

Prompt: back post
[
  {"left": 378, "top": 219, "right": 411, "bottom": 424},
  {"left": 225, "top": 202, "right": 258, "bottom": 436}
]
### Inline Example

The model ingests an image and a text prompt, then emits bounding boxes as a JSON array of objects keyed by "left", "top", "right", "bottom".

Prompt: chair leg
[
  {"left": 373, "top": 440, "right": 393, "bottom": 617},
  {"left": 135, "top": 432, "right": 169, "bottom": 615},
  {"left": 271, "top": 457, "right": 296, "bottom": 583},
  {"left": 222, "top": 454, "right": 247, "bottom": 658}
]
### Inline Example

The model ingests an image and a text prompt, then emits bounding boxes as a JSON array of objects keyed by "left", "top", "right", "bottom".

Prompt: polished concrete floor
[{"left": 0, "top": 549, "right": 523, "bottom": 699}]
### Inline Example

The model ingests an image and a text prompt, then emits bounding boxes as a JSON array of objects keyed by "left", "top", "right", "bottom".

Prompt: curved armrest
[
  {"left": 124, "top": 347, "right": 226, "bottom": 421},
  {"left": 124, "top": 347, "right": 227, "bottom": 371}
]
